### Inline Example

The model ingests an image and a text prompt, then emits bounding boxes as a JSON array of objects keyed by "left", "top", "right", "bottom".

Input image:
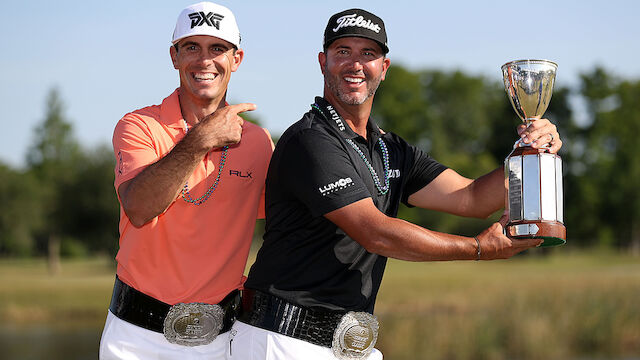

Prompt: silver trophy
[{"left": 502, "top": 59, "right": 566, "bottom": 246}]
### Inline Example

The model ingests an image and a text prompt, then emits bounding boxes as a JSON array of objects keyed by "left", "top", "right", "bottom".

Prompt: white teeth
[
  {"left": 194, "top": 73, "right": 217, "bottom": 80},
  {"left": 344, "top": 77, "right": 364, "bottom": 83}
]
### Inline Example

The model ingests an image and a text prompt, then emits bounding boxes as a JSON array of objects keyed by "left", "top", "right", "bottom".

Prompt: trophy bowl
[
  {"left": 502, "top": 59, "right": 558, "bottom": 127},
  {"left": 502, "top": 59, "right": 566, "bottom": 247}
]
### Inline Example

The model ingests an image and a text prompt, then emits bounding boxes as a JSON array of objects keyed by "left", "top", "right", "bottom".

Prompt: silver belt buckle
[
  {"left": 332, "top": 311, "right": 379, "bottom": 360},
  {"left": 163, "top": 302, "right": 225, "bottom": 346}
]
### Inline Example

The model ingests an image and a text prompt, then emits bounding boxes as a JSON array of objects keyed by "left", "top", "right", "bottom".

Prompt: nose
[
  {"left": 346, "top": 55, "right": 365, "bottom": 72},
  {"left": 195, "top": 52, "right": 215, "bottom": 67}
]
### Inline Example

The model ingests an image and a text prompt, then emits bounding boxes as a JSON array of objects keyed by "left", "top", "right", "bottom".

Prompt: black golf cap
[{"left": 323, "top": 9, "right": 389, "bottom": 54}]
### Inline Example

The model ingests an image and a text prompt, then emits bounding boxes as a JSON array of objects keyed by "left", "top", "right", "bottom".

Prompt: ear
[
  {"left": 318, "top": 52, "right": 326, "bottom": 75},
  {"left": 170, "top": 46, "right": 179, "bottom": 70},
  {"left": 380, "top": 57, "right": 391, "bottom": 81},
  {"left": 230, "top": 48, "right": 244, "bottom": 72}
]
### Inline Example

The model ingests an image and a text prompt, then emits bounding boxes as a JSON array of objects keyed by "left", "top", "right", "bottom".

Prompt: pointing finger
[{"left": 230, "top": 102, "right": 257, "bottom": 114}]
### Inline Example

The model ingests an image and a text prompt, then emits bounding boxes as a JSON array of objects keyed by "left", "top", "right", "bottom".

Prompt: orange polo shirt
[{"left": 112, "top": 89, "right": 272, "bottom": 305}]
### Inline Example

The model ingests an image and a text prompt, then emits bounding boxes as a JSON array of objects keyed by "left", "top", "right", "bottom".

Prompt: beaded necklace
[
  {"left": 311, "top": 103, "right": 391, "bottom": 195},
  {"left": 180, "top": 120, "right": 229, "bottom": 206}
]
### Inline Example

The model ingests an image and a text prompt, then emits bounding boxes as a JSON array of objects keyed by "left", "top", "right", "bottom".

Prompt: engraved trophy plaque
[{"left": 502, "top": 59, "right": 566, "bottom": 246}]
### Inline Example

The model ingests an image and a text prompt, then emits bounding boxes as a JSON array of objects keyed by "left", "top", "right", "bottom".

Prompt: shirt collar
[
  {"left": 159, "top": 89, "right": 185, "bottom": 129},
  {"left": 313, "top": 96, "right": 382, "bottom": 142},
  {"left": 159, "top": 89, "right": 231, "bottom": 130}
]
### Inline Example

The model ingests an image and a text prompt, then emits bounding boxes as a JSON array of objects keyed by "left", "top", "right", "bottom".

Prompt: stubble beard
[{"left": 324, "top": 64, "right": 383, "bottom": 105}]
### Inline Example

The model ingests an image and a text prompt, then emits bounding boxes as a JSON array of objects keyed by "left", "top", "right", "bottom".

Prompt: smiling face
[
  {"left": 170, "top": 35, "right": 243, "bottom": 106},
  {"left": 319, "top": 37, "right": 390, "bottom": 107}
]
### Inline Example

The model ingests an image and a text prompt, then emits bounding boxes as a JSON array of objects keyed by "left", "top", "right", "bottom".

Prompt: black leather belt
[
  {"left": 109, "top": 276, "right": 240, "bottom": 334},
  {"left": 239, "top": 290, "right": 345, "bottom": 348}
]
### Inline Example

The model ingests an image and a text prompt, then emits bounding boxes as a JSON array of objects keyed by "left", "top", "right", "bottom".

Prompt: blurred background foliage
[
  {"left": 374, "top": 64, "right": 639, "bottom": 251},
  {"left": 0, "top": 65, "right": 638, "bottom": 360},
  {"left": 0, "top": 65, "right": 638, "bottom": 260}
]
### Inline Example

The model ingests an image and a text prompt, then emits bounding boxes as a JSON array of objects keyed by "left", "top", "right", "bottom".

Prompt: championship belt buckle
[
  {"left": 163, "top": 302, "right": 225, "bottom": 346},
  {"left": 332, "top": 311, "right": 379, "bottom": 360}
]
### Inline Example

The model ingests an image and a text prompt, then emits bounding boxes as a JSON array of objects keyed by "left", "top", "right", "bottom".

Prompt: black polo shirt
[{"left": 245, "top": 97, "right": 447, "bottom": 314}]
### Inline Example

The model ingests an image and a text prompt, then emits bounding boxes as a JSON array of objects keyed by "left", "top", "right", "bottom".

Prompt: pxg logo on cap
[
  {"left": 323, "top": 8, "right": 388, "bottom": 54},
  {"left": 188, "top": 12, "right": 224, "bottom": 30},
  {"left": 172, "top": 2, "right": 241, "bottom": 47}
]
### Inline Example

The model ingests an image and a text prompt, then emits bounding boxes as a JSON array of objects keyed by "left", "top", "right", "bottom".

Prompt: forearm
[
  {"left": 327, "top": 198, "right": 539, "bottom": 262},
  {"left": 365, "top": 216, "right": 478, "bottom": 261},
  {"left": 326, "top": 198, "right": 478, "bottom": 261},
  {"left": 120, "top": 135, "right": 208, "bottom": 227}
]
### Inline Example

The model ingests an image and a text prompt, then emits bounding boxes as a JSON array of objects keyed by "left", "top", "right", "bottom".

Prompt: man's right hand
[
  {"left": 476, "top": 211, "right": 542, "bottom": 260},
  {"left": 119, "top": 102, "right": 257, "bottom": 227},
  {"left": 193, "top": 103, "right": 257, "bottom": 150}
]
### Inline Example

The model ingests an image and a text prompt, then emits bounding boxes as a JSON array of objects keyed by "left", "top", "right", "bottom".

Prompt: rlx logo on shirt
[
  {"left": 229, "top": 170, "right": 252, "bottom": 178},
  {"left": 319, "top": 177, "right": 354, "bottom": 196},
  {"left": 188, "top": 12, "right": 224, "bottom": 29}
]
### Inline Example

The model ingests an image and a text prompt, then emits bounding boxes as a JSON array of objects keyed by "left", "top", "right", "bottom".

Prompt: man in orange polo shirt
[{"left": 99, "top": 2, "right": 273, "bottom": 359}]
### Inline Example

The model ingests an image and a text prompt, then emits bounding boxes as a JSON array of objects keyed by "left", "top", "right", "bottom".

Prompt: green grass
[
  {"left": 0, "top": 250, "right": 638, "bottom": 359},
  {"left": 0, "top": 256, "right": 115, "bottom": 328},
  {"left": 375, "top": 249, "right": 640, "bottom": 359}
]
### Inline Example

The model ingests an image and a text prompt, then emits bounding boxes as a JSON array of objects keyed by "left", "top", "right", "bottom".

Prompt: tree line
[
  {"left": 1, "top": 66, "right": 638, "bottom": 259},
  {"left": 374, "top": 65, "right": 639, "bottom": 251}
]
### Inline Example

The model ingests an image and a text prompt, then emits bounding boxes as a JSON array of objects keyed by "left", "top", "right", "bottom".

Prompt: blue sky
[{"left": 1, "top": 0, "right": 638, "bottom": 167}]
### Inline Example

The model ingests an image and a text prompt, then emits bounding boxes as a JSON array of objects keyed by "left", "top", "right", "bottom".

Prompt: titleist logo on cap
[
  {"left": 333, "top": 14, "right": 381, "bottom": 33},
  {"left": 323, "top": 9, "right": 388, "bottom": 53}
]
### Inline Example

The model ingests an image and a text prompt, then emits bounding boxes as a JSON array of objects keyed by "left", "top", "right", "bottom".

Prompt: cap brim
[
  {"left": 172, "top": 33, "right": 240, "bottom": 48},
  {"left": 324, "top": 34, "right": 388, "bottom": 54}
]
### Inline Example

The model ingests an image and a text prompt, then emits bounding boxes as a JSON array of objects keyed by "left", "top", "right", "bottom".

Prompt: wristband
[{"left": 474, "top": 237, "right": 481, "bottom": 261}]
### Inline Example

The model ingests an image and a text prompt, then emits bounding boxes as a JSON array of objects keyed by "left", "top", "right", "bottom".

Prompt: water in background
[
  {"left": 0, "top": 324, "right": 103, "bottom": 360},
  {"left": 0, "top": 324, "right": 637, "bottom": 360}
]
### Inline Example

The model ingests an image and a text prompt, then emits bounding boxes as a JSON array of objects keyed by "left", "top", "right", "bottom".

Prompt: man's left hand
[{"left": 517, "top": 118, "right": 562, "bottom": 153}]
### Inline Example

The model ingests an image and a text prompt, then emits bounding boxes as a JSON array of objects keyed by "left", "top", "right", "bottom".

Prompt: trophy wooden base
[{"left": 506, "top": 220, "right": 566, "bottom": 247}]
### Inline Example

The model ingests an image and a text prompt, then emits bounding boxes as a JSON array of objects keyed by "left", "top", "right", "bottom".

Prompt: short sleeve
[
  {"left": 278, "top": 129, "right": 371, "bottom": 217},
  {"left": 112, "top": 115, "right": 161, "bottom": 191},
  {"left": 401, "top": 145, "right": 448, "bottom": 206}
]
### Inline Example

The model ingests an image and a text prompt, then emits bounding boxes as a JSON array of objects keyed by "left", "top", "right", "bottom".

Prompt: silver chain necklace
[
  {"left": 180, "top": 120, "right": 229, "bottom": 206},
  {"left": 311, "top": 103, "right": 391, "bottom": 195}
]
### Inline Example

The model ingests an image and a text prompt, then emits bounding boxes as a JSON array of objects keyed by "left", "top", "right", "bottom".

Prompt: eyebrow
[
  {"left": 179, "top": 41, "right": 229, "bottom": 50},
  {"left": 179, "top": 41, "right": 199, "bottom": 48},
  {"left": 210, "top": 43, "right": 231, "bottom": 50},
  {"left": 334, "top": 45, "right": 379, "bottom": 53}
]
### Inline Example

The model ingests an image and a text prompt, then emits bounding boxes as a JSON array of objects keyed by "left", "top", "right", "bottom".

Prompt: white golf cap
[{"left": 172, "top": 2, "right": 241, "bottom": 47}]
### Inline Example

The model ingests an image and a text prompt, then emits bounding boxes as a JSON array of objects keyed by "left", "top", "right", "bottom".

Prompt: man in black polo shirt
[{"left": 229, "top": 8, "right": 563, "bottom": 360}]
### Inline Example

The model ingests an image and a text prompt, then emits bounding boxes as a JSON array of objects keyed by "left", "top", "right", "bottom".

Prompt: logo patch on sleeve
[{"left": 319, "top": 177, "right": 354, "bottom": 196}]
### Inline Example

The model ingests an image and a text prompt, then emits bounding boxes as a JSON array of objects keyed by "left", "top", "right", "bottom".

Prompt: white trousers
[
  {"left": 228, "top": 321, "right": 383, "bottom": 360},
  {"left": 99, "top": 310, "right": 230, "bottom": 360}
]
